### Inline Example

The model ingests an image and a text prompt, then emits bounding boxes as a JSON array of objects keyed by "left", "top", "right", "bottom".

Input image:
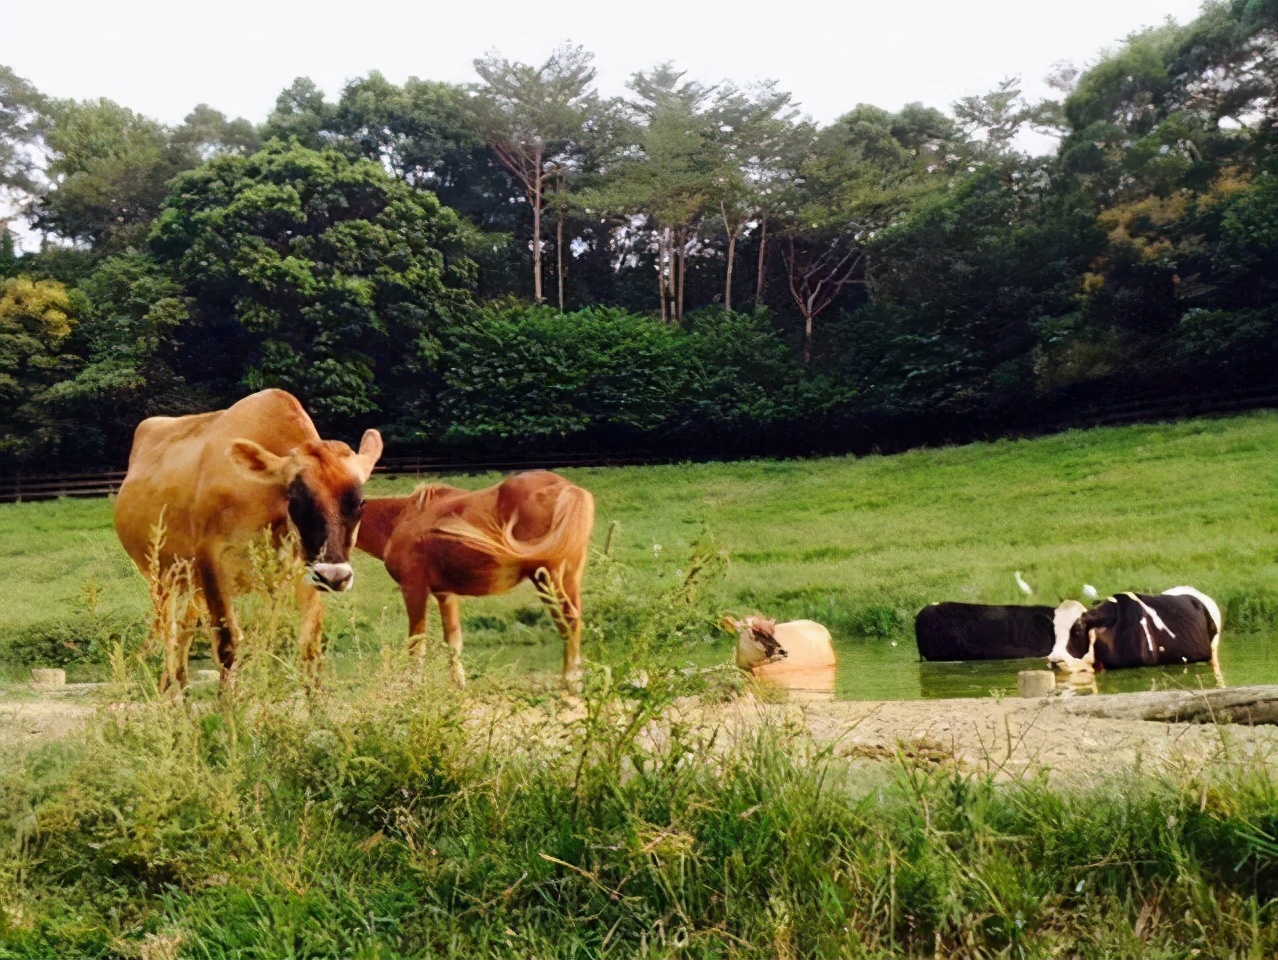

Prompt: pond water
[
  {"left": 5, "top": 632, "right": 1277, "bottom": 702},
  {"left": 829, "top": 631, "right": 1278, "bottom": 701}
]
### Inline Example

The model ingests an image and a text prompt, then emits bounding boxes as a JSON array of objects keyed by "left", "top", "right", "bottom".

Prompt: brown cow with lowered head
[{"left": 114, "top": 389, "right": 382, "bottom": 689}]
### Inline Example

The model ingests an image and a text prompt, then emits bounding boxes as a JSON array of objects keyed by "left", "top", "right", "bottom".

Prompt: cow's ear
[
  {"left": 353, "top": 429, "right": 383, "bottom": 482},
  {"left": 228, "top": 439, "right": 289, "bottom": 480}
]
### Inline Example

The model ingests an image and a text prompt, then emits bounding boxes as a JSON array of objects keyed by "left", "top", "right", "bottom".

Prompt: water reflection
[{"left": 753, "top": 664, "right": 837, "bottom": 701}]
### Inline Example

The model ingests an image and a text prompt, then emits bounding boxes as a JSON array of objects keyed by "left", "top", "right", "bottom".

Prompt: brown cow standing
[
  {"left": 114, "top": 389, "right": 382, "bottom": 689},
  {"left": 357, "top": 471, "right": 594, "bottom": 689}
]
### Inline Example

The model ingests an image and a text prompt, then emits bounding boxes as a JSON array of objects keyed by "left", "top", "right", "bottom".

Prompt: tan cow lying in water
[
  {"left": 727, "top": 616, "right": 837, "bottom": 697},
  {"left": 114, "top": 389, "right": 382, "bottom": 689}
]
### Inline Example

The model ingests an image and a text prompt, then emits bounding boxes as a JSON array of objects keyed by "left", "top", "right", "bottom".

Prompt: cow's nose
[{"left": 311, "top": 563, "right": 355, "bottom": 592}]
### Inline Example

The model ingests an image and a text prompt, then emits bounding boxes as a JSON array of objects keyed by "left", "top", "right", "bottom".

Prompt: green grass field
[
  {"left": 3, "top": 411, "right": 1277, "bottom": 695},
  {"left": 5, "top": 413, "right": 1278, "bottom": 957}
]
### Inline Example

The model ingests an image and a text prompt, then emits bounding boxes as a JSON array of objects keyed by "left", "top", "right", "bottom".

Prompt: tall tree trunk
[
  {"left": 725, "top": 230, "right": 737, "bottom": 313},
  {"left": 803, "top": 310, "right": 813, "bottom": 366},
  {"left": 676, "top": 229, "right": 686, "bottom": 323},
  {"left": 659, "top": 228, "right": 671, "bottom": 323},
  {"left": 556, "top": 187, "right": 565, "bottom": 313},
  {"left": 532, "top": 147, "right": 543, "bottom": 304},
  {"left": 755, "top": 218, "right": 768, "bottom": 303},
  {"left": 658, "top": 259, "right": 668, "bottom": 323},
  {"left": 720, "top": 201, "right": 736, "bottom": 313}
]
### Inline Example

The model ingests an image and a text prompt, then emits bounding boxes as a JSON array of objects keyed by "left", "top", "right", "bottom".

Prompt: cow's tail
[{"left": 432, "top": 485, "right": 595, "bottom": 569}]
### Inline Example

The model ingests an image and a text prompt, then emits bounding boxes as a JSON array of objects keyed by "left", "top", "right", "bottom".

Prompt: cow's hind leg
[
  {"left": 439, "top": 593, "right": 466, "bottom": 689},
  {"left": 533, "top": 565, "right": 583, "bottom": 691}
]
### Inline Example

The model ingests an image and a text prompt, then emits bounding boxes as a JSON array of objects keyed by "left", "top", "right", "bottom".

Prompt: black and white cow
[
  {"left": 1047, "top": 586, "right": 1222, "bottom": 672},
  {"left": 915, "top": 602, "right": 1058, "bottom": 661}
]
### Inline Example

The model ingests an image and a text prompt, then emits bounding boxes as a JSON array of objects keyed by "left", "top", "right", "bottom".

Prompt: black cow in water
[
  {"left": 915, "top": 602, "right": 1059, "bottom": 661},
  {"left": 1047, "top": 587, "right": 1222, "bottom": 672}
]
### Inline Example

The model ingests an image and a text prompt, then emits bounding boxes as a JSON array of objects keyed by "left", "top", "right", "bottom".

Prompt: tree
[
  {"left": 172, "top": 104, "right": 258, "bottom": 160},
  {"left": 35, "top": 99, "right": 192, "bottom": 252},
  {"left": 0, "top": 276, "right": 79, "bottom": 458},
  {"left": 261, "top": 77, "right": 334, "bottom": 147},
  {"left": 585, "top": 65, "right": 718, "bottom": 322},
  {"left": 953, "top": 77, "right": 1030, "bottom": 155},
  {"left": 150, "top": 141, "right": 477, "bottom": 429},
  {"left": 782, "top": 104, "right": 960, "bottom": 363},
  {"left": 708, "top": 81, "right": 804, "bottom": 311},
  {"left": 333, "top": 72, "right": 481, "bottom": 188},
  {"left": 471, "top": 44, "right": 600, "bottom": 305},
  {"left": 0, "top": 65, "right": 46, "bottom": 227},
  {"left": 44, "top": 253, "right": 197, "bottom": 459}
]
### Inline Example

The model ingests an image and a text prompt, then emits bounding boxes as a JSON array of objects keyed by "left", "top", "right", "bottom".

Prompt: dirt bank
[
  {"left": 740, "top": 694, "right": 1278, "bottom": 781},
  {"left": 5, "top": 682, "right": 1278, "bottom": 782}
]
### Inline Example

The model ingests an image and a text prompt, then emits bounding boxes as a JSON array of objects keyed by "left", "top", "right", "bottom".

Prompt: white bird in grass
[
  {"left": 1083, "top": 584, "right": 1099, "bottom": 600},
  {"left": 1015, "top": 571, "right": 1034, "bottom": 596}
]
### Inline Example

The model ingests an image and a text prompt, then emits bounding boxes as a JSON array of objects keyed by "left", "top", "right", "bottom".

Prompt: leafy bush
[
  {"left": 432, "top": 303, "right": 818, "bottom": 446},
  {"left": 0, "top": 611, "right": 142, "bottom": 666}
]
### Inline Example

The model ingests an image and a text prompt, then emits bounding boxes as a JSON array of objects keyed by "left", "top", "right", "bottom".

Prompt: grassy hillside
[{"left": 3, "top": 411, "right": 1278, "bottom": 687}]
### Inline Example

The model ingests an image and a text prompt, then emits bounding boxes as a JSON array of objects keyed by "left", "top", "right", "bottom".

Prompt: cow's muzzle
[{"left": 308, "top": 562, "right": 355, "bottom": 592}]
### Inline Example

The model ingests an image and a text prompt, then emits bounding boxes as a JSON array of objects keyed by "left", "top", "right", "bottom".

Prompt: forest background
[{"left": 0, "top": 0, "right": 1275, "bottom": 470}]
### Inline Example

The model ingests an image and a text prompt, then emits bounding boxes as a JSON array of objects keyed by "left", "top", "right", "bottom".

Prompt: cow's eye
[{"left": 340, "top": 490, "right": 364, "bottom": 519}]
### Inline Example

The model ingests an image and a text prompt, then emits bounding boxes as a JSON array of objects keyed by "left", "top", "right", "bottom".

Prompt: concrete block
[{"left": 1018, "top": 670, "right": 1056, "bottom": 698}]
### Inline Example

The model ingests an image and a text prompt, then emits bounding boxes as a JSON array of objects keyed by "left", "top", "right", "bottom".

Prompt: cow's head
[
  {"left": 1052, "top": 600, "right": 1121, "bottom": 673},
  {"left": 228, "top": 429, "right": 383, "bottom": 592},
  {"left": 725, "top": 615, "right": 787, "bottom": 670},
  {"left": 1046, "top": 599, "right": 1092, "bottom": 673}
]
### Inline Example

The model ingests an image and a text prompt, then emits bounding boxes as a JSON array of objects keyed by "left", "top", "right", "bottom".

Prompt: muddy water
[{"left": 830, "top": 631, "right": 1278, "bottom": 701}]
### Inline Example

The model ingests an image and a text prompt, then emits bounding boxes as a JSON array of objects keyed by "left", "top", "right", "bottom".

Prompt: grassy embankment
[{"left": 3, "top": 413, "right": 1278, "bottom": 956}]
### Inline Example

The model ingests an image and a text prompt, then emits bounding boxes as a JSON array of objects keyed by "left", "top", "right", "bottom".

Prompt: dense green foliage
[{"left": 1, "top": 1, "right": 1276, "bottom": 466}]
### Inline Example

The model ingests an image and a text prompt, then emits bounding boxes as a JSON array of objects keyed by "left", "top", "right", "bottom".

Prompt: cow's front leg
[
  {"left": 297, "top": 578, "right": 326, "bottom": 685},
  {"left": 402, "top": 577, "right": 431, "bottom": 664}
]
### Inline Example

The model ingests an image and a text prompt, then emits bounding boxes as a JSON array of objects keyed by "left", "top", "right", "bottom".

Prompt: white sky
[{"left": 5, "top": 0, "right": 1207, "bottom": 127}]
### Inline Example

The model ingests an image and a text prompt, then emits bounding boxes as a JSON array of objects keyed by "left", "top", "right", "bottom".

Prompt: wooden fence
[{"left": 0, "top": 454, "right": 664, "bottom": 504}]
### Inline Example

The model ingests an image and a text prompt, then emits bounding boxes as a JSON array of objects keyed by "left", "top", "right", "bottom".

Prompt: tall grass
[{"left": 4, "top": 638, "right": 1278, "bottom": 956}]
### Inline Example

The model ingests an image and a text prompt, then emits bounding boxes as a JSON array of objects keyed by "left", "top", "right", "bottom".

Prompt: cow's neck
[{"left": 356, "top": 497, "right": 411, "bottom": 560}]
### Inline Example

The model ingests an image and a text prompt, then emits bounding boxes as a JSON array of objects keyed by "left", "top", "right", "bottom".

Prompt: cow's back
[
  {"left": 916, "top": 602, "right": 1056, "bottom": 661},
  {"left": 767, "top": 620, "right": 837, "bottom": 671},
  {"left": 114, "top": 390, "right": 319, "bottom": 571},
  {"left": 1133, "top": 592, "right": 1216, "bottom": 664}
]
